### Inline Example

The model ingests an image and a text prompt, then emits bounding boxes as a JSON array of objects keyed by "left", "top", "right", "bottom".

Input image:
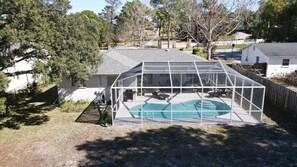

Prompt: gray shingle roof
[
  {"left": 250, "top": 43, "right": 297, "bottom": 57},
  {"left": 97, "top": 48, "right": 204, "bottom": 75}
]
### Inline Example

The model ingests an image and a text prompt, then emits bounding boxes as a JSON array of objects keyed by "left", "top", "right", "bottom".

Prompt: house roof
[
  {"left": 97, "top": 48, "right": 204, "bottom": 75},
  {"left": 242, "top": 43, "right": 297, "bottom": 58}
]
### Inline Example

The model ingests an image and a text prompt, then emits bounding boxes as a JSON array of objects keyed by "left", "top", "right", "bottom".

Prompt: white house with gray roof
[
  {"left": 58, "top": 48, "right": 203, "bottom": 101},
  {"left": 241, "top": 43, "right": 297, "bottom": 77}
]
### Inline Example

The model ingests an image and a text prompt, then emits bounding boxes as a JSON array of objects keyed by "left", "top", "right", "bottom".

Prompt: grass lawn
[{"left": 0, "top": 85, "right": 297, "bottom": 166}]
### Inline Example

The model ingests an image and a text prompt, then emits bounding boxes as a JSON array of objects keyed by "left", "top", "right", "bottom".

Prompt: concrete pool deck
[{"left": 114, "top": 93, "right": 260, "bottom": 125}]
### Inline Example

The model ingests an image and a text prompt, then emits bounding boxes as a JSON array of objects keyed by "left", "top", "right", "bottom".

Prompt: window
[
  {"left": 282, "top": 59, "right": 290, "bottom": 66},
  {"left": 256, "top": 56, "right": 259, "bottom": 63}
]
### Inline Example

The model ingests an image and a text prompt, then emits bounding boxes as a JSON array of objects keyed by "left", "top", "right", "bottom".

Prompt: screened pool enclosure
[{"left": 110, "top": 61, "right": 265, "bottom": 125}]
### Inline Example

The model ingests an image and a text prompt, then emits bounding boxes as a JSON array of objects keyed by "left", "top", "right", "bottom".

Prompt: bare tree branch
[{"left": 178, "top": 0, "right": 255, "bottom": 60}]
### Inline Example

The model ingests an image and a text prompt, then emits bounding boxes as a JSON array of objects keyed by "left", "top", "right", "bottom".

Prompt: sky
[
  {"left": 68, "top": 0, "right": 258, "bottom": 14},
  {"left": 68, "top": 0, "right": 150, "bottom": 14}
]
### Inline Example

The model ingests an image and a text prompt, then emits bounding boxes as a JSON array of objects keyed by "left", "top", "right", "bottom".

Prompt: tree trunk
[
  {"left": 172, "top": 40, "right": 176, "bottom": 48},
  {"left": 186, "top": 38, "right": 192, "bottom": 48},
  {"left": 207, "top": 44, "right": 212, "bottom": 61},
  {"left": 158, "top": 20, "right": 162, "bottom": 49},
  {"left": 167, "top": 14, "right": 170, "bottom": 49},
  {"left": 158, "top": 40, "right": 162, "bottom": 49},
  {"left": 158, "top": 19, "right": 162, "bottom": 49},
  {"left": 171, "top": 31, "right": 176, "bottom": 48}
]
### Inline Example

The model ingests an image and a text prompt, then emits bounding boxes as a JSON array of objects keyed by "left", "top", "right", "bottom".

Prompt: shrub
[
  {"left": 284, "top": 72, "right": 297, "bottom": 86},
  {"left": 60, "top": 100, "right": 91, "bottom": 113},
  {"left": 100, "top": 107, "right": 112, "bottom": 126},
  {"left": 104, "top": 107, "right": 112, "bottom": 124},
  {"left": 193, "top": 48, "right": 208, "bottom": 59},
  {"left": 0, "top": 97, "right": 6, "bottom": 115},
  {"left": 272, "top": 71, "right": 297, "bottom": 86},
  {"left": 192, "top": 48, "right": 199, "bottom": 55}
]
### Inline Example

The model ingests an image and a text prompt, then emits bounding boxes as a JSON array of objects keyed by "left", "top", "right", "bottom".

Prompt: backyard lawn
[{"left": 0, "top": 85, "right": 297, "bottom": 167}]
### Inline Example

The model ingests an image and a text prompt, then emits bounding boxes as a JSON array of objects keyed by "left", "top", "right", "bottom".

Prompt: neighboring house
[
  {"left": 241, "top": 43, "right": 297, "bottom": 77},
  {"left": 58, "top": 47, "right": 204, "bottom": 101},
  {"left": 2, "top": 44, "right": 39, "bottom": 92},
  {"left": 4, "top": 59, "right": 35, "bottom": 92}
]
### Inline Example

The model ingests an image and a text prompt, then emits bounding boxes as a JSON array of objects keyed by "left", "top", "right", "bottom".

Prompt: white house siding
[
  {"left": 4, "top": 59, "right": 35, "bottom": 92},
  {"left": 58, "top": 75, "right": 110, "bottom": 101},
  {"left": 241, "top": 45, "right": 269, "bottom": 64},
  {"left": 266, "top": 58, "right": 297, "bottom": 77},
  {"left": 7, "top": 74, "right": 35, "bottom": 92},
  {"left": 241, "top": 45, "right": 297, "bottom": 77}
]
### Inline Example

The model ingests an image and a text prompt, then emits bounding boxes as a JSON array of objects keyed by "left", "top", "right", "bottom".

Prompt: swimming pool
[{"left": 129, "top": 100, "right": 230, "bottom": 119}]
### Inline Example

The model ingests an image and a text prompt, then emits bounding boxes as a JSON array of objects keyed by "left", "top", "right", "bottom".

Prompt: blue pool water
[{"left": 129, "top": 100, "right": 230, "bottom": 119}]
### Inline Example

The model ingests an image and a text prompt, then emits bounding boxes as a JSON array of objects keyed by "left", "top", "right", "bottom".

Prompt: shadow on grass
[
  {"left": 76, "top": 125, "right": 297, "bottom": 166},
  {"left": 0, "top": 85, "right": 58, "bottom": 130},
  {"left": 263, "top": 101, "right": 297, "bottom": 137}
]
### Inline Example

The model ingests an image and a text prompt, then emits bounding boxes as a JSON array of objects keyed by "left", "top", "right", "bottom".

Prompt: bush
[
  {"left": 192, "top": 48, "right": 199, "bottom": 55},
  {"left": 0, "top": 97, "right": 6, "bottom": 115},
  {"left": 284, "top": 72, "right": 297, "bottom": 86},
  {"left": 103, "top": 107, "right": 112, "bottom": 125},
  {"left": 272, "top": 72, "right": 297, "bottom": 86},
  {"left": 60, "top": 100, "right": 91, "bottom": 113},
  {"left": 193, "top": 48, "right": 207, "bottom": 59}
]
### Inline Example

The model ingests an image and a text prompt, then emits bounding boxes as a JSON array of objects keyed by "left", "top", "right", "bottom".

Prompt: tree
[
  {"left": 179, "top": 0, "right": 255, "bottom": 60},
  {"left": 254, "top": 0, "right": 297, "bottom": 42},
  {"left": 99, "top": 0, "right": 122, "bottom": 46},
  {"left": 82, "top": 10, "right": 111, "bottom": 48},
  {"left": 0, "top": 72, "right": 8, "bottom": 115},
  {"left": 1, "top": 0, "right": 102, "bottom": 87},
  {"left": 259, "top": 0, "right": 288, "bottom": 41},
  {"left": 34, "top": 13, "right": 101, "bottom": 86},
  {"left": 150, "top": 0, "right": 180, "bottom": 49},
  {"left": 0, "top": 0, "right": 50, "bottom": 73},
  {"left": 117, "top": 0, "right": 152, "bottom": 46},
  {"left": 104, "top": 0, "right": 122, "bottom": 24},
  {"left": 279, "top": 0, "right": 297, "bottom": 41}
]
